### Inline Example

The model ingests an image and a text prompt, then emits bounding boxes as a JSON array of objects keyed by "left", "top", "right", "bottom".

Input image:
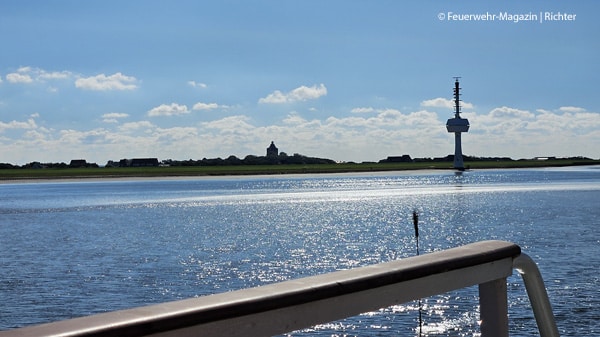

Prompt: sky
[{"left": 1, "top": 1, "right": 599, "bottom": 165}]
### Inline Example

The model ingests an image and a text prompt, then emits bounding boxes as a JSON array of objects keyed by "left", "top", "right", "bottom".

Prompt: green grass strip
[{"left": 1, "top": 159, "right": 598, "bottom": 180}]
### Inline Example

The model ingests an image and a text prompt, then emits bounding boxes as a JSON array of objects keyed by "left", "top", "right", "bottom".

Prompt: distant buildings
[
  {"left": 69, "top": 159, "right": 88, "bottom": 167},
  {"left": 379, "top": 155, "right": 413, "bottom": 163},
  {"left": 69, "top": 159, "right": 98, "bottom": 168},
  {"left": 105, "top": 158, "right": 159, "bottom": 167}
]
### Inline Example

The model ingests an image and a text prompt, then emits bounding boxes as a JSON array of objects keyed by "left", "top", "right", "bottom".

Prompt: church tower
[{"left": 266, "top": 141, "right": 279, "bottom": 157}]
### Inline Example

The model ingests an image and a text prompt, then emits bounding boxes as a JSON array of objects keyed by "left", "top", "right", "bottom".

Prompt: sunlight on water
[
  {"left": 295, "top": 296, "right": 482, "bottom": 337},
  {"left": 1, "top": 167, "right": 599, "bottom": 335},
  {"left": 157, "top": 181, "right": 599, "bottom": 208}
]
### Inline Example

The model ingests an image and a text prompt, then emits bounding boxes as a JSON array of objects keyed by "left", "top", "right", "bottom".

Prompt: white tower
[{"left": 446, "top": 78, "right": 470, "bottom": 170}]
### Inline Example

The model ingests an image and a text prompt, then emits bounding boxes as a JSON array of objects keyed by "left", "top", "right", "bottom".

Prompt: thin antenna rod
[
  {"left": 413, "top": 210, "right": 423, "bottom": 337},
  {"left": 453, "top": 77, "right": 461, "bottom": 118}
]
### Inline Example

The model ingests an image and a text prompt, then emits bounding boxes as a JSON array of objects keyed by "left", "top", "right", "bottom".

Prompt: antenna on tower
[{"left": 453, "top": 77, "right": 461, "bottom": 118}]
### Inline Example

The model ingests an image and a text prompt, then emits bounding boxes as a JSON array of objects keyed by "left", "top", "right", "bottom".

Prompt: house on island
[
  {"left": 69, "top": 159, "right": 88, "bottom": 168},
  {"left": 378, "top": 155, "right": 413, "bottom": 163},
  {"left": 130, "top": 158, "right": 159, "bottom": 167},
  {"left": 69, "top": 159, "right": 98, "bottom": 168},
  {"left": 106, "top": 158, "right": 160, "bottom": 167}
]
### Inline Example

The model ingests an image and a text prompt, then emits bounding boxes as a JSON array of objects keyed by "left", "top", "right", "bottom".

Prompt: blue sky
[{"left": 1, "top": 1, "right": 599, "bottom": 165}]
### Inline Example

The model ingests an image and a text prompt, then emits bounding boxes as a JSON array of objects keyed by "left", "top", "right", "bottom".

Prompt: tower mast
[
  {"left": 445, "top": 78, "right": 470, "bottom": 170},
  {"left": 454, "top": 77, "right": 461, "bottom": 118}
]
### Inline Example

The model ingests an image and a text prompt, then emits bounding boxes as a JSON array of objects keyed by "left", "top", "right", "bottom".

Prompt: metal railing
[{"left": 1, "top": 240, "right": 559, "bottom": 337}]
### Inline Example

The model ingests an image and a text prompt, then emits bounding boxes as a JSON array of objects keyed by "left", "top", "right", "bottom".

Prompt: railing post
[
  {"left": 513, "top": 253, "right": 560, "bottom": 337},
  {"left": 479, "top": 277, "right": 509, "bottom": 337}
]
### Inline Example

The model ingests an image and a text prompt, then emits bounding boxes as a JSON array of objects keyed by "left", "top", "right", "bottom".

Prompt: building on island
[
  {"left": 379, "top": 155, "right": 413, "bottom": 163},
  {"left": 69, "top": 159, "right": 88, "bottom": 168},
  {"left": 266, "top": 141, "right": 279, "bottom": 157},
  {"left": 129, "top": 158, "right": 159, "bottom": 167},
  {"left": 105, "top": 158, "right": 160, "bottom": 167}
]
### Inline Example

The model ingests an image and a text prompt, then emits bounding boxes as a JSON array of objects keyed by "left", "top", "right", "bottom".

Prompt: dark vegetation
[
  {"left": 163, "top": 152, "right": 336, "bottom": 167},
  {"left": 0, "top": 153, "right": 598, "bottom": 180}
]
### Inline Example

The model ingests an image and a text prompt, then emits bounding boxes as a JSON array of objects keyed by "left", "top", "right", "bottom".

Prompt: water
[{"left": 1, "top": 167, "right": 599, "bottom": 336}]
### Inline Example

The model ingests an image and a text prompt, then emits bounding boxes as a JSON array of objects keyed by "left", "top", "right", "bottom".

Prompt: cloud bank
[
  {"left": 147, "top": 103, "right": 190, "bottom": 117},
  {"left": 1, "top": 66, "right": 597, "bottom": 164},
  {"left": 421, "top": 97, "right": 474, "bottom": 110},
  {"left": 2, "top": 104, "right": 598, "bottom": 165},
  {"left": 259, "top": 84, "right": 327, "bottom": 104},
  {"left": 75, "top": 72, "right": 138, "bottom": 91}
]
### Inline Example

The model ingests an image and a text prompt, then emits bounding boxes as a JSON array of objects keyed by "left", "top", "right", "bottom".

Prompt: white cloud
[
  {"left": 559, "top": 106, "right": 586, "bottom": 113},
  {"left": 5, "top": 67, "right": 72, "bottom": 84},
  {"left": 259, "top": 84, "right": 327, "bottom": 104},
  {"left": 38, "top": 70, "right": 71, "bottom": 80},
  {"left": 531, "top": 109, "right": 600, "bottom": 132},
  {"left": 102, "top": 112, "right": 129, "bottom": 119},
  {"left": 351, "top": 107, "right": 376, "bottom": 114},
  {"left": 6, "top": 72, "right": 33, "bottom": 84},
  {"left": 147, "top": 103, "right": 190, "bottom": 117},
  {"left": 75, "top": 72, "right": 138, "bottom": 91},
  {"left": 0, "top": 118, "right": 37, "bottom": 132},
  {"left": 188, "top": 81, "right": 207, "bottom": 88},
  {"left": 154, "top": 126, "right": 198, "bottom": 142},
  {"left": 202, "top": 115, "right": 254, "bottom": 133},
  {"left": 461, "top": 105, "right": 600, "bottom": 158},
  {"left": 474, "top": 106, "right": 600, "bottom": 135},
  {"left": 118, "top": 121, "right": 155, "bottom": 132},
  {"left": 58, "top": 128, "right": 109, "bottom": 145},
  {"left": 101, "top": 112, "right": 129, "bottom": 124},
  {"left": 421, "top": 97, "right": 474, "bottom": 110},
  {"left": 282, "top": 113, "right": 310, "bottom": 125},
  {"left": 489, "top": 106, "right": 535, "bottom": 119},
  {"left": 192, "top": 102, "right": 225, "bottom": 111}
]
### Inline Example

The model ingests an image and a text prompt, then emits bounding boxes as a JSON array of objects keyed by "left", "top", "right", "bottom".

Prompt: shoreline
[{"left": 1, "top": 160, "right": 599, "bottom": 184}]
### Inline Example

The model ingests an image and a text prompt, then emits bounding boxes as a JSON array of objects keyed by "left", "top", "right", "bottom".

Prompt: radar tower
[{"left": 445, "top": 77, "right": 470, "bottom": 170}]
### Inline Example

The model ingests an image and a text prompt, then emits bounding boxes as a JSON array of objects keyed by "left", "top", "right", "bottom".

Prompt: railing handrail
[{"left": 1, "top": 240, "right": 558, "bottom": 337}]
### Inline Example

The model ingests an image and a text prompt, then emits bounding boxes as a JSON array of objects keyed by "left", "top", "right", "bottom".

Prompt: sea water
[{"left": 0, "top": 167, "right": 599, "bottom": 336}]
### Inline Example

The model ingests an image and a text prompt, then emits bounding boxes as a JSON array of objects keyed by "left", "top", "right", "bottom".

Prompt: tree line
[
  {"left": 163, "top": 152, "right": 336, "bottom": 166},
  {"left": 0, "top": 152, "right": 336, "bottom": 169},
  {"left": 1, "top": 154, "right": 595, "bottom": 170}
]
